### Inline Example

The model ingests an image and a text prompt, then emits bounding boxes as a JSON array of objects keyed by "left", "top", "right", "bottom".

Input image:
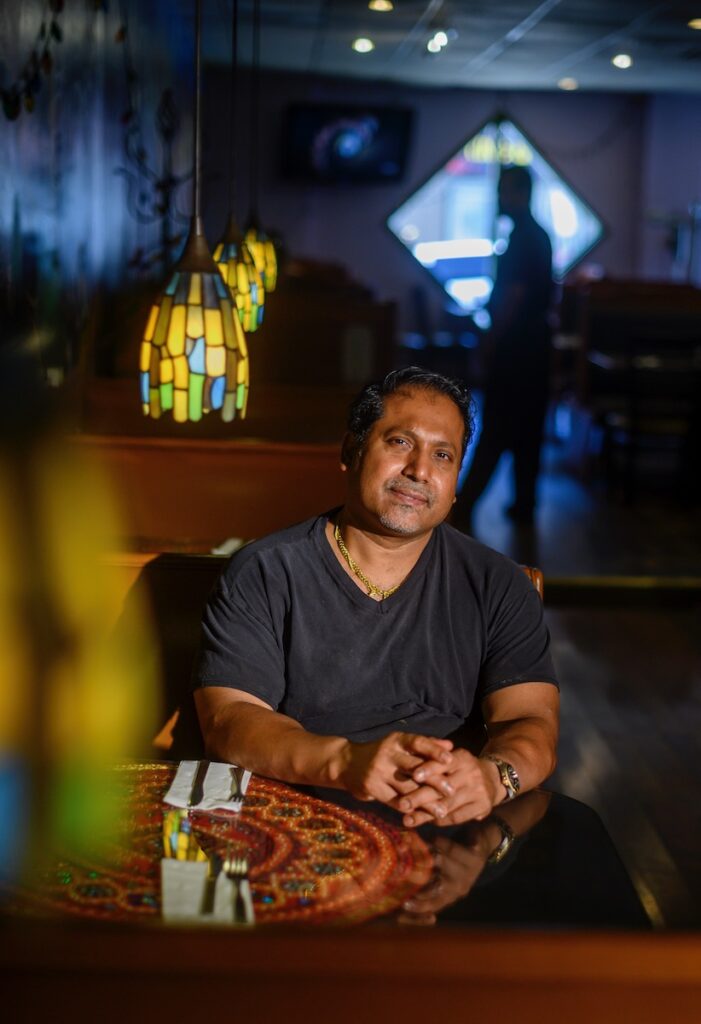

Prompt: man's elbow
[{"left": 544, "top": 743, "right": 558, "bottom": 779}]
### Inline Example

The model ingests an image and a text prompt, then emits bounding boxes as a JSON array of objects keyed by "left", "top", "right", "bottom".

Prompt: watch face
[{"left": 505, "top": 763, "right": 520, "bottom": 792}]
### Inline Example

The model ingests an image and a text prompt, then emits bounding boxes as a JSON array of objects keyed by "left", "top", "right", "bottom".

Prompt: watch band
[
  {"left": 486, "top": 814, "right": 516, "bottom": 864},
  {"left": 483, "top": 755, "right": 521, "bottom": 800}
]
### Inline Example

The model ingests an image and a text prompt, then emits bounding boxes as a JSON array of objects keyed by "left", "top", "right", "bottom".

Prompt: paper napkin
[{"left": 163, "top": 760, "right": 252, "bottom": 812}]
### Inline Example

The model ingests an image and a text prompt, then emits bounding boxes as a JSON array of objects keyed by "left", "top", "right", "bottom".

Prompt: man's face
[{"left": 344, "top": 387, "right": 464, "bottom": 538}]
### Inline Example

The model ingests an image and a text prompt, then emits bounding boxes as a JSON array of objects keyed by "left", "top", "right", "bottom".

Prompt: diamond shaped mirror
[{"left": 387, "top": 116, "right": 604, "bottom": 316}]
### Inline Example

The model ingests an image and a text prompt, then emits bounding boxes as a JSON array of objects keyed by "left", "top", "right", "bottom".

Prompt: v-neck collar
[{"left": 314, "top": 509, "right": 437, "bottom": 614}]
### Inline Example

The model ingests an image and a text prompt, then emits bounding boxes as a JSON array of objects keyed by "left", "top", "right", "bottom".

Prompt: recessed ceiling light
[
  {"left": 688, "top": 17, "right": 701, "bottom": 29},
  {"left": 427, "top": 37, "right": 442, "bottom": 53},
  {"left": 368, "top": 0, "right": 394, "bottom": 10},
  {"left": 433, "top": 30, "right": 448, "bottom": 47},
  {"left": 352, "top": 37, "right": 375, "bottom": 53},
  {"left": 558, "top": 77, "right": 579, "bottom": 91},
  {"left": 612, "top": 53, "right": 633, "bottom": 69}
]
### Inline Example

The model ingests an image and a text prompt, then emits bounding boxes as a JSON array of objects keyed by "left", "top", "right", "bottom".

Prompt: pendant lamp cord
[
  {"left": 249, "top": 0, "right": 260, "bottom": 223},
  {"left": 228, "top": 0, "right": 239, "bottom": 213},
  {"left": 193, "top": 0, "right": 203, "bottom": 227}
]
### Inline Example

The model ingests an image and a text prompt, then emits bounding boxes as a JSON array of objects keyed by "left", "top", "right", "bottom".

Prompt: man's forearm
[
  {"left": 195, "top": 690, "right": 456, "bottom": 808},
  {"left": 201, "top": 699, "right": 350, "bottom": 788},
  {"left": 481, "top": 714, "right": 558, "bottom": 800}
]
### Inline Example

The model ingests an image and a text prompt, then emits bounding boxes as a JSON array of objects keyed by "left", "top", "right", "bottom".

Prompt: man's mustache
[{"left": 384, "top": 479, "right": 434, "bottom": 507}]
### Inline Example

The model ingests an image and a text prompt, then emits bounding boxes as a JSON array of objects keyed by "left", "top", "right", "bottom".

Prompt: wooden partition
[
  {"left": 571, "top": 279, "right": 701, "bottom": 500},
  {"left": 5, "top": 920, "right": 701, "bottom": 1023},
  {"left": 73, "top": 435, "right": 346, "bottom": 552},
  {"left": 574, "top": 278, "right": 701, "bottom": 405}
]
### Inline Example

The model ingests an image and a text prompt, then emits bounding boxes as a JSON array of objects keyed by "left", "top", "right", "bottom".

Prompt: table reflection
[{"left": 3, "top": 762, "right": 650, "bottom": 930}]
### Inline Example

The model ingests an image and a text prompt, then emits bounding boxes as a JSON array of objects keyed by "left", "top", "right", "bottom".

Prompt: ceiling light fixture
[
  {"left": 558, "top": 77, "right": 579, "bottom": 90},
  {"left": 352, "top": 37, "right": 375, "bottom": 53},
  {"left": 612, "top": 53, "right": 633, "bottom": 69},
  {"left": 688, "top": 18, "right": 701, "bottom": 29},
  {"left": 426, "top": 27, "right": 455, "bottom": 53},
  {"left": 368, "top": 0, "right": 394, "bottom": 11},
  {"left": 139, "top": 0, "right": 249, "bottom": 423}
]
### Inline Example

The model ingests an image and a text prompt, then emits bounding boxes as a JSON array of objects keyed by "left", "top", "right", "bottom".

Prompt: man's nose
[{"left": 402, "top": 446, "right": 430, "bottom": 481}]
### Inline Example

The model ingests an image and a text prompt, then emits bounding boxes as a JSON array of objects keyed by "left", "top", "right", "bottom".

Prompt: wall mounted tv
[{"left": 281, "top": 103, "right": 413, "bottom": 184}]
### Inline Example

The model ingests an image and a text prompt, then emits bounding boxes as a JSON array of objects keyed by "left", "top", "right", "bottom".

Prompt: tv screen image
[{"left": 281, "top": 103, "right": 413, "bottom": 184}]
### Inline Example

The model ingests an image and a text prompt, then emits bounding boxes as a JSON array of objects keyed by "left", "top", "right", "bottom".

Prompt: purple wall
[{"left": 640, "top": 93, "right": 701, "bottom": 287}]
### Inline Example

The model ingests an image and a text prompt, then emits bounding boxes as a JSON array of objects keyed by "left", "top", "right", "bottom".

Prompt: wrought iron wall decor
[{"left": 1, "top": 0, "right": 65, "bottom": 121}]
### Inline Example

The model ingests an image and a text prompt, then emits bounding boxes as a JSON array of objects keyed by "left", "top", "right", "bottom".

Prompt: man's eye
[
  {"left": 388, "top": 437, "right": 409, "bottom": 447},
  {"left": 435, "top": 451, "right": 452, "bottom": 461}
]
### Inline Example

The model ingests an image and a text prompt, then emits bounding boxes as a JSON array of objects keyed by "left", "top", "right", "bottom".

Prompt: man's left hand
[{"left": 394, "top": 748, "right": 502, "bottom": 827}]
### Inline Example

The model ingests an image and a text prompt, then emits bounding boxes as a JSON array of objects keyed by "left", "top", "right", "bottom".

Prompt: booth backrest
[{"left": 76, "top": 436, "right": 345, "bottom": 552}]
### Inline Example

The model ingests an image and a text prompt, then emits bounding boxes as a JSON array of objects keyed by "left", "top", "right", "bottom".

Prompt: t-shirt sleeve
[
  {"left": 192, "top": 556, "right": 286, "bottom": 709},
  {"left": 478, "top": 560, "right": 559, "bottom": 698}
]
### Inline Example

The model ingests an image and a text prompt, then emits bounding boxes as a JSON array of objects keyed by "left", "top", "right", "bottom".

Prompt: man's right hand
[{"left": 337, "top": 732, "right": 454, "bottom": 806}]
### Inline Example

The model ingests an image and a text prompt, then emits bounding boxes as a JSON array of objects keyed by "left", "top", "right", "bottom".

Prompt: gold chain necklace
[{"left": 334, "top": 523, "right": 400, "bottom": 601}]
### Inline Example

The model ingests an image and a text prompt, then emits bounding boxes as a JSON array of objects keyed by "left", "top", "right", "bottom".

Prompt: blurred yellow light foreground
[{"left": 0, "top": 434, "right": 159, "bottom": 880}]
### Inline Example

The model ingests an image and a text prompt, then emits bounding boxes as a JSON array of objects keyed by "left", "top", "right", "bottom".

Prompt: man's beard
[
  {"left": 378, "top": 510, "right": 419, "bottom": 535},
  {"left": 378, "top": 479, "right": 434, "bottom": 535}
]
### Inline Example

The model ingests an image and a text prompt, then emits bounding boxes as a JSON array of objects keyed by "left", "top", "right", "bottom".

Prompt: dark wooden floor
[{"left": 461, "top": 433, "right": 701, "bottom": 928}]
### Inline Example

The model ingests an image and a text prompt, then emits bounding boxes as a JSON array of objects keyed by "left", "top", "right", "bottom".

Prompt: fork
[
  {"left": 223, "top": 844, "right": 253, "bottom": 925},
  {"left": 228, "top": 765, "right": 245, "bottom": 803}
]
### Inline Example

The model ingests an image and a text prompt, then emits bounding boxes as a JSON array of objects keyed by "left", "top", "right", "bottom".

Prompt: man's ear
[{"left": 340, "top": 433, "right": 356, "bottom": 470}]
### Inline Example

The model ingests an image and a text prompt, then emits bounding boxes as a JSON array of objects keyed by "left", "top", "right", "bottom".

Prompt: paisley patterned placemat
[{"left": 6, "top": 763, "right": 433, "bottom": 927}]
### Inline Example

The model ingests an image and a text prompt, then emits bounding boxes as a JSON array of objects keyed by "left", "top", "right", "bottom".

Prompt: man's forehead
[{"left": 374, "top": 388, "right": 463, "bottom": 440}]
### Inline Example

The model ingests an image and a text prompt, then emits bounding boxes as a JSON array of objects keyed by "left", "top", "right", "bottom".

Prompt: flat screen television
[{"left": 280, "top": 103, "right": 413, "bottom": 184}]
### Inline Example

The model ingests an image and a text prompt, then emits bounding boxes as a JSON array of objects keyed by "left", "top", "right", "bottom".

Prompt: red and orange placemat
[{"left": 7, "top": 763, "right": 433, "bottom": 926}]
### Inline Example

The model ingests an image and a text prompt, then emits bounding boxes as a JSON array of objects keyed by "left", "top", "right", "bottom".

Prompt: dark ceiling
[{"left": 204, "top": 0, "right": 701, "bottom": 93}]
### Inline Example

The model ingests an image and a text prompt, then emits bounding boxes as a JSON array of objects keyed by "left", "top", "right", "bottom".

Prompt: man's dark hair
[
  {"left": 346, "top": 366, "right": 474, "bottom": 456},
  {"left": 499, "top": 164, "right": 533, "bottom": 201}
]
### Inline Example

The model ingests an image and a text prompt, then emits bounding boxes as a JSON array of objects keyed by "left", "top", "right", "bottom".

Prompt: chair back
[{"left": 521, "top": 565, "right": 544, "bottom": 599}]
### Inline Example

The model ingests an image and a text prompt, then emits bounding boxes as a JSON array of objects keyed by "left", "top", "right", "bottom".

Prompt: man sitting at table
[{"left": 193, "top": 367, "right": 559, "bottom": 828}]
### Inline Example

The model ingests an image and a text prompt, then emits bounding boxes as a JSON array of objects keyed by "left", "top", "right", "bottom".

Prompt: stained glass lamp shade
[
  {"left": 244, "top": 219, "right": 278, "bottom": 293},
  {"left": 214, "top": 214, "right": 265, "bottom": 332},
  {"left": 140, "top": 229, "right": 249, "bottom": 422}
]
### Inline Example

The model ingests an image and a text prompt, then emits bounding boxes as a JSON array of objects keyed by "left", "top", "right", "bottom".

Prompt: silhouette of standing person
[{"left": 455, "top": 165, "right": 553, "bottom": 529}]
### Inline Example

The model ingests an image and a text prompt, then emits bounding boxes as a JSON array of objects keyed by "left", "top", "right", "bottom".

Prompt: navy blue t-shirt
[{"left": 194, "top": 512, "right": 558, "bottom": 742}]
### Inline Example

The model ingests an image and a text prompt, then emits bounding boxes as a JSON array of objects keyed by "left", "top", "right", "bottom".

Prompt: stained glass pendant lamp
[
  {"left": 214, "top": 214, "right": 265, "bottom": 334},
  {"left": 244, "top": 0, "right": 278, "bottom": 292},
  {"left": 213, "top": 0, "right": 265, "bottom": 333},
  {"left": 139, "top": 0, "right": 249, "bottom": 423}
]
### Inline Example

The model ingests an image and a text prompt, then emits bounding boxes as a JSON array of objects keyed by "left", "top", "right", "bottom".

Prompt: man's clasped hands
[{"left": 340, "top": 732, "right": 503, "bottom": 828}]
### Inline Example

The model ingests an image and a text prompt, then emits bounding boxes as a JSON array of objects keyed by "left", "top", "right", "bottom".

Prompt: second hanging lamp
[{"left": 214, "top": 0, "right": 265, "bottom": 333}]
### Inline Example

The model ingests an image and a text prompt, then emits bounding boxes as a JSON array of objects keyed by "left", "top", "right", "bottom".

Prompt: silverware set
[
  {"left": 198, "top": 846, "right": 252, "bottom": 924},
  {"left": 186, "top": 761, "right": 247, "bottom": 809},
  {"left": 181, "top": 761, "right": 253, "bottom": 924}
]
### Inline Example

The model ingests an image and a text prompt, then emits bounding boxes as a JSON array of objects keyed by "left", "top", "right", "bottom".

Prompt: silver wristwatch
[{"left": 483, "top": 755, "right": 521, "bottom": 800}]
